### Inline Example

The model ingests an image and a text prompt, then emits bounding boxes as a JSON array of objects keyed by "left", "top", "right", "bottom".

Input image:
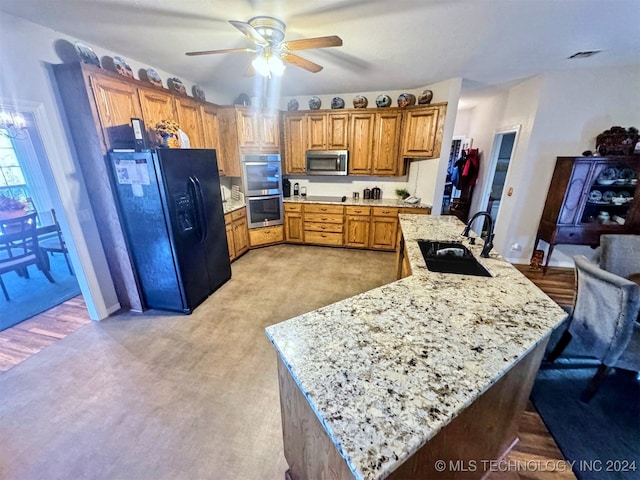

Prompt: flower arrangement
[
  {"left": 0, "top": 194, "right": 26, "bottom": 211},
  {"left": 154, "top": 119, "right": 180, "bottom": 136}
]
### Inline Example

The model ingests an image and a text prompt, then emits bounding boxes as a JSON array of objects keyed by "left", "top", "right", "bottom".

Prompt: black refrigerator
[{"left": 107, "top": 148, "right": 231, "bottom": 314}]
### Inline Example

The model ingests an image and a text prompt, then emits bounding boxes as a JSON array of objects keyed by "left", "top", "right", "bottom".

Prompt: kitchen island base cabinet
[{"left": 276, "top": 338, "right": 549, "bottom": 480}]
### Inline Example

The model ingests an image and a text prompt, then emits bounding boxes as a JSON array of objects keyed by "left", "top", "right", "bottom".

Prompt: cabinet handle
[
  {"left": 382, "top": 210, "right": 390, "bottom": 214},
  {"left": 321, "top": 225, "right": 327, "bottom": 230},
  {"left": 321, "top": 217, "right": 327, "bottom": 221},
  {"left": 321, "top": 234, "right": 327, "bottom": 238}
]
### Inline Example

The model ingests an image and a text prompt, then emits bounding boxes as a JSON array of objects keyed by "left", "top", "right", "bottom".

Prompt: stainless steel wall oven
[{"left": 242, "top": 154, "right": 283, "bottom": 229}]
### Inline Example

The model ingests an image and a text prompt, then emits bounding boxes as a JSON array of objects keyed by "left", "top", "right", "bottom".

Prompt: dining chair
[
  {"left": 0, "top": 212, "right": 55, "bottom": 301},
  {"left": 546, "top": 255, "right": 640, "bottom": 402},
  {"left": 38, "top": 208, "right": 74, "bottom": 275},
  {"left": 598, "top": 234, "right": 640, "bottom": 281}
]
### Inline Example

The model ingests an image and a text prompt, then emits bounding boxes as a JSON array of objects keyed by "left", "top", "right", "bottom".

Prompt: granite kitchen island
[{"left": 265, "top": 215, "right": 568, "bottom": 480}]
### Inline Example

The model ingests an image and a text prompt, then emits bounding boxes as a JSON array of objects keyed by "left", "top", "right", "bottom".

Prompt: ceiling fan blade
[
  {"left": 229, "top": 20, "right": 269, "bottom": 46},
  {"left": 283, "top": 35, "right": 343, "bottom": 51},
  {"left": 282, "top": 53, "right": 323, "bottom": 73},
  {"left": 186, "top": 47, "right": 255, "bottom": 56}
]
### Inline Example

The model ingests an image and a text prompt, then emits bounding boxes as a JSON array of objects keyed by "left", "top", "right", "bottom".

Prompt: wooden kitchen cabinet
[
  {"left": 402, "top": 104, "right": 447, "bottom": 158},
  {"left": 224, "top": 208, "right": 249, "bottom": 261},
  {"left": 370, "top": 207, "right": 399, "bottom": 250},
  {"left": 307, "top": 112, "right": 349, "bottom": 150},
  {"left": 89, "top": 75, "right": 142, "bottom": 150},
  {"left": 372, "top": 112, "right": 404, "bottom": 175},
  {"left": 249, "top": 225, "right": 284, "bottom": 247},
  {"left": 349, "top": 113, "right": 375, "bottom": 174},
  {"left": 137, "top": 87, "right": 176, "bottom": 129},
  {"left": 284, "top": 203, "right": 304, "bottom": 243},
  {"left": 236, "top": 108, "right": 280, "bottom": 152},
  {"left": 534, "top": 155, "right": 640, "bottom": 271},
  {"left": 304, "top": 204, "right": 344, "bottom": 246},
  {"left": 283, "top": 114, "right": 307, "bottom": 174},
  {"left": 174, "top": 96, "right": 205, "bottom": 148},
  {"left": 215, "top": 107, "right": 242, "bottom": 177},
  {"left": 344, "top": 206, "right": 371, "bottom": 248}
]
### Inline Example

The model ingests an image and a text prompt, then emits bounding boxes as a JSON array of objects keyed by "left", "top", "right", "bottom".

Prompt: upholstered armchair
[
  {"left": 546, "top": 255, "right": 640, "bottom": 402},
  {"left": 598, "top": 234, "right": 640, "bottom": 281}
]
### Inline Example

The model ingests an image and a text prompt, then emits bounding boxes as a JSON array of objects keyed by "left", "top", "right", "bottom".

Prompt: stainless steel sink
[{"left": 417, "top": 240, "right": 492, "bottom": 277}]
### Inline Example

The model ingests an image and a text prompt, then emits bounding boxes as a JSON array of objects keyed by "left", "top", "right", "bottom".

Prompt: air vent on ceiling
[{"left": 568, "top": 50, "right": 602, "bottom": 59}]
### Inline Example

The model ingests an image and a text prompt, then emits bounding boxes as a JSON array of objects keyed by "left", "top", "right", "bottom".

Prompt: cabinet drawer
[
  {"left": 230, "top": 207, "right": 246, "bottom": 221},
  {"left": 304, "top": 204, "right": 344, "bottom": 215},
  {"left": 399, "top": 207, "right": 431, "bottom": 215},
  {"left": 248, "top": 225, "right": 284, "bottom": 247},
  {"left": 304, "top": 222, "right": 344, "bottom": 233},
  {"left": 284, "top": 203, "right": 303, "bottom": 212},
  {"left": 372, "top": 206, "right": 399, "bottom": 217},
  {"left": 304, "top": 212, "right": 344, "bottom": 224},
  {"left": 304, "top": 231, "right": 344, "bottom": 246},
  {"left": 345, "top": 206, "right": 371, "bottom": 216},
  {"left": 224, "top": 213, "right": 232, "bottom": 225}
]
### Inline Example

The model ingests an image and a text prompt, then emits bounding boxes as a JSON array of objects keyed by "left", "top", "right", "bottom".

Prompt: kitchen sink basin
[{"left": 417, "top": 240, "right": 492, "bottom": 277}]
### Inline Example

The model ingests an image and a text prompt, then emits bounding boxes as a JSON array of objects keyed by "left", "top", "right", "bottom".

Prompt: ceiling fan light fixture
[
  {"left": 268, "top": 55, "right": 286, "bottom": 76},
  {"left": 252, "top": 54, "right": 271, "bottom": 77}
]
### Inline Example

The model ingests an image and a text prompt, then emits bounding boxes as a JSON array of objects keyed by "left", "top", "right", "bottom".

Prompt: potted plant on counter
[{"left": 395, "top": 187, "right": 410, "bottom": 200}]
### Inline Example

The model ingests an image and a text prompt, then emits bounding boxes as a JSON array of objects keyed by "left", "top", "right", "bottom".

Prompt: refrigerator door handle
[{"left": 191, "top": 175, "right": 208, "bottom": 243}]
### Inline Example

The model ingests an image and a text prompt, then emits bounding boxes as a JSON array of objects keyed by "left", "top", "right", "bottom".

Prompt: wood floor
[{"left": 0, "top": 264, "right": 577, "bottom": 480}]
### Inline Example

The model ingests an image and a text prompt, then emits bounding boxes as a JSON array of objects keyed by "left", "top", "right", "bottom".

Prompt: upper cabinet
[
  {"left": 282, "top": 104, "right": 447, "bottom": 176},
  {"left": 236, "top": 108, "right": 280, "bottom": 152},
  {"left": 89, "top": 75, "right": 142, "bottom": 150},
  {"left": 137, "top": 87, "right": 176, "bottom": 128},
  {"left": 283, "top": 113, "right": 307, "bottom": 174},
  {"left": 174, "top": 96, "right": 205, "bottom": 148},
  {"left": 402, "top": 104, "right": 447, "bottom": 158}
]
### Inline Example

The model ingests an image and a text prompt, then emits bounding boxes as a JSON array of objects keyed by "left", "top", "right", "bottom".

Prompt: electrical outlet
[{"left": 511, "top": 243, "right": 522, "bottom": 251}]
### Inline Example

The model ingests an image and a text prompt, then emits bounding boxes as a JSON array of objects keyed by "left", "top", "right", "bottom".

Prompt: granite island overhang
[{"left": 265, "top": 215, "right": 568, "bottom": 480}]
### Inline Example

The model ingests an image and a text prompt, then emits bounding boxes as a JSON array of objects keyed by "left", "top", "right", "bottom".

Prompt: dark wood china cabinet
[{"left": 534, "top": 156, "right": 640, "bottom": 271}]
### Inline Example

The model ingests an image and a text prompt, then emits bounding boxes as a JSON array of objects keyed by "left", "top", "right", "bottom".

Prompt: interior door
[{"left": 483, "top": 131, "right": 517, "bottom": 226}]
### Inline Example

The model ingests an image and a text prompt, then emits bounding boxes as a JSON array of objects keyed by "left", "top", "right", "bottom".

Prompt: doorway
[{"left": 478, "top": 127, "right": 520, "bottom": 229}]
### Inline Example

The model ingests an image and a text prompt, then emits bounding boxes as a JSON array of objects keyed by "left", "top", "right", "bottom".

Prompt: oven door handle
[{"left": 189, "top": 175, "right": 208, "bottom": 243}]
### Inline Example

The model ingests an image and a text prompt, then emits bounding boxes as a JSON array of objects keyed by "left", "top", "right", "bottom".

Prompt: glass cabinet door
[{"left": 581, "top": 162, "right": 638, "bottom": 225}]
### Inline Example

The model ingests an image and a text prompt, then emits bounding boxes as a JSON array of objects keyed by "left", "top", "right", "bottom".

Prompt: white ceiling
[{"left": 1, "top": 0, "right": 639, "bottom": 98}]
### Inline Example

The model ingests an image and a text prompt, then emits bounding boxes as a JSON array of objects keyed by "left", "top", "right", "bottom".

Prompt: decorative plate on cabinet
[
  {"left": 192, "top": 84, "right": 206, "bottom": 101},
  {"left": 308, "top": 96, "right": 322, "bottom": 110},
  {"left": 397, "top": 93, "right": 416, "bottom": 108},
  {"left": 74, "top": 42, "right": 101, "bottom": 67},
  {"left": 113, "top": 56, "right": 133, "bottom": 78},
  {"left": 602, "top": 191, "right": 616, "bottom": 203},
  {"left": 418, "top": 89, "right": 433, "bottom": 104},
  {"left": 331, "top": 97, "right": 345, "bottom": 109},
  {"left": 589, "top": 190, "right": 603, "bottom": 202},
  {"left": 287, "top": 98, "right": 299, "bottom": 111},
  {"left": 375, "top": 94, "right": 392, "bottom": 107},
  {"left": 619, "top": 167, "right": 637, "bottom": 180},
  {"left": 146, "top": 68, "right": 163, "bottom": 87},
  {"left": 353, "top": 95, "right": 368, "bottom": 108},
  {"left": 168, "top": 77, "right": 187, "bottom": 95}
]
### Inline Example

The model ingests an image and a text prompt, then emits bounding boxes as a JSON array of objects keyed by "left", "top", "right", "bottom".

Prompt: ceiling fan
[{"left": 185, "top": 16, "right": 343, "bottom": 76}]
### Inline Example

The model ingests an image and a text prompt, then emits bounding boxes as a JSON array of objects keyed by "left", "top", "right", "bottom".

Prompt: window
[{"left": 0, "top": 133, "right": 30, "bottom": 201}]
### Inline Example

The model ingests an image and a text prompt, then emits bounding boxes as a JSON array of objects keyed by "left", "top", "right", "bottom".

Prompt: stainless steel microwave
[{"left": 305, "top": 150, "right": 348, "bottom": 176}]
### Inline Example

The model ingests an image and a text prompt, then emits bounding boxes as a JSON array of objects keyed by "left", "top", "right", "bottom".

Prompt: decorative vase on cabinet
[{"left": 533, "top": 155, "right": 640, "bottom": 273}]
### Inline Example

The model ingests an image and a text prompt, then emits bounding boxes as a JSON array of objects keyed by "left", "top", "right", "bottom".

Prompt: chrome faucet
[{"left": 461, "top": 211, "right": 495, "bottom": 258}]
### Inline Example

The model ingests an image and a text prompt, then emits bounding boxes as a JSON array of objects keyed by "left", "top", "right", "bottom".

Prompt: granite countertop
[
  {"left": 222, "top": 199, "right": 245, "bottom": 214},
  {"left": 284, "top": 195, "right": 432, "bottom": 210},
  {"left": 265, "top": 215, "right": 567, "bottom": 480}
]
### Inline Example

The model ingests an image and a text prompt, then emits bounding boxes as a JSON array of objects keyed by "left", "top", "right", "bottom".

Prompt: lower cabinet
[
  {"left": 370, "top": 207, "right": 399, "bottom": 250},
  {"left": 249, "top": 225, "right": 284, "bottom": 247},
  {"left": 284, "top": 203, "right": 304, "bottom": 243},
  {"left": 304, "top": 204, "right": 345, "bottom": 246},
  {"left": 224, "top": 207, "right": 249, "bottom": 261},
  {"left": 344, "top": 206, "right": 371, "bottom": 248}
]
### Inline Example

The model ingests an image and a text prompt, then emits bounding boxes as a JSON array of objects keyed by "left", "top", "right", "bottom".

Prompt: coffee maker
[{"left": 283, "top": 177, "right": 291, "bottom": 197}]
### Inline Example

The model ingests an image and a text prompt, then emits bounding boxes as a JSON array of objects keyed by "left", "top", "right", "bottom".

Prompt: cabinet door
[
  {"left": 260, "top": 112, "right": 280, "bottom": 150},
  {"left": 307, "top": 114, "right": 327, "bottom": 150},
  {"left": 370, "top": 216, "right": 399, "bottom": 250},
  {"left": 175, "top": 97, "right": 205, "bottom": 148},
  {"left": 138, "top": 87, "right": 176, "bottom": 130},
  {"left": 402, "top": 107, "right": 441, "bottom": 157},
  {"left": 201, "top": 104, "right": 225, "bottom": 175},
  {"left": 236, "top": 109, "right": 260, "bottom": 149},
  {"left": 233, "top": 218, "right": 249, "bottom": 256},
  {"left": 345, "top": 215, "right": 370, "bottom": 248},
  {"left": 327, "top": 113, "right": 349, "bottom": 149},
  {"left": 89, "top": 75, "right": 142, "bottom": 151},
  {"left": 349, "top": 113, "right": 375, "bottom": 174},
  {"left": 284, "top": 114, "right": 307, "bottom": 174},
  {"left": 216, "top": 108, "right": 242, "bottom": 177},
  {"left": 285, "top": 212, "right": 304, "bottom": 243},
  {"left": 373, "top": 112, "right": 403, "bottom": 176},
  {"left": 225, "top": 216, "right": 236, "bottom": 261}
]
